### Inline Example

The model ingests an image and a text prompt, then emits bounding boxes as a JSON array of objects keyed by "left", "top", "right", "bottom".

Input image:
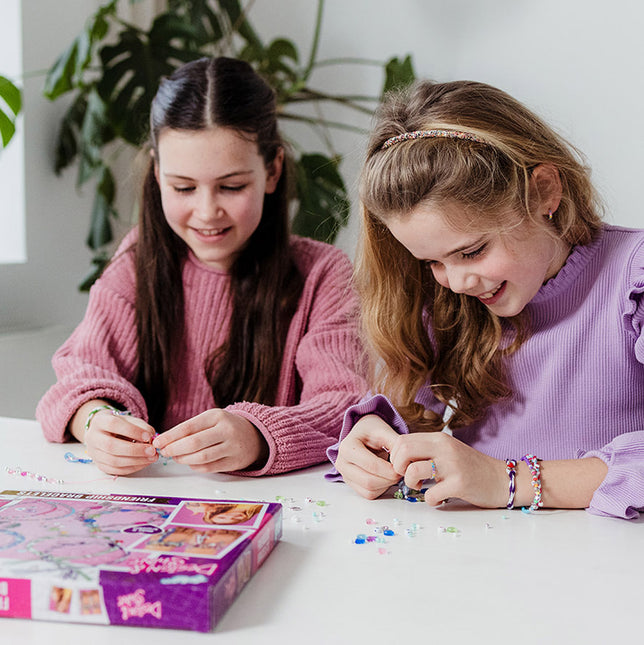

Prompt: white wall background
[{"left": 2, "top": 0, "right": 643, "bottom": 336}]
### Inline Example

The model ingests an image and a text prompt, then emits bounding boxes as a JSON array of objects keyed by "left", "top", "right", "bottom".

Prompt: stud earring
[{"left": 547, "top": 209, "right": 554, "bottom": 221}]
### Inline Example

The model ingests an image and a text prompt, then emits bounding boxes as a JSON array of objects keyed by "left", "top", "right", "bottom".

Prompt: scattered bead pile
[
  {"left": 275, "top": 495, "right": 329, "bottom": 530},
  {"left": 353, "top": 517, "right": 426, "bottom": 554}
]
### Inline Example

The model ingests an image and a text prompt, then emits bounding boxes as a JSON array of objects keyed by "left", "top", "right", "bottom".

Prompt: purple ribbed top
[
  {"left": 328, "top": 225, "right": 644, "bottom": 519},
  {"left": 37, "top": 232, "right": 367, "bottom": 476}
]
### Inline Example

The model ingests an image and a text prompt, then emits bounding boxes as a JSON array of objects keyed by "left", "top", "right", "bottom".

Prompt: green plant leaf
[
  {"left": 382, "top": 55, "right": 416, "bottom": 95},
  {"left": 78, "top": 88, "right": 115, "bottom": 185},
  {"left": 43, "top": 0, "right": 117, "bottom": 99},
  {"left": 97, "top": 16, "right": 202, "bottom": 146},
  {"left": 266, "top": 38, "right": 300, "bottom": 80},
  {"left": 247, "top": 37, "right": 301, "bottom": 102},
  {"left": 170, "top": 0, "right": 224, "bottom": 46},
  {"left": 0, "top": 75, "right": 22, "bottom": 114},
  {"left": 267, "top": 38, "right": 299, "bottom": 64},
  {"left": 0, "top": 75, "right": 21, "bottom": 147},
  {"left": 292, "top": 153, "right": 350, "bottom": 243},
  {"left": 53, "top": 93, "right": 87, "bottom": 173},
  {"left": 86, "top": 165, "right": 116, "bottom": 250},
  {"left": 0, "top": 111, "right": 16, "bottom": 148},
  {"left": 43, "top": 39, "right": 83, "bottom": 99}
]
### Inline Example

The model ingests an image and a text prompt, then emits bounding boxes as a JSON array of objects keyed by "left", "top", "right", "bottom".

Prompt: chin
[{"left": 488, "top": 302, "right": 524, "bottom": 318}]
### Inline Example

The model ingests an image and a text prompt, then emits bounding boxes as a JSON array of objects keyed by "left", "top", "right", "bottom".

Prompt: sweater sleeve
[
  {"left": 324, "top": 393, "right": 411, "bottom": 481},
  {"left": 225, "top": 246, "right": 368, "bottom": 475},
  {"left": 579, "top": 433, "right": 644, "bottom": 519},
  {"left": 36, "top": 244, "right": 148, "bottom": 442},
  {"left": 581, "top": 239, "right": 644, "bottom": 519}
]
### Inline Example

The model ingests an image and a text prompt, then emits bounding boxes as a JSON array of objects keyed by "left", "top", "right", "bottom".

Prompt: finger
[
  {"left": 422, "top": 481, "right": 452, "bottom": 507},
  {"left": 89, "top": 414, "right": 155, "bottom": 445},
  {"left": 89, "top": 431, "right": 158, "bottom": 460},
  {"left": 153, "top": 411, "right": 217, "bottom": 449},
  {"left": 335, "top": 453, "right": 399, "bottom": 499},
  {"left": 348, "top": 479, "right": 393, "bottom": 501},
  {"left": 389, "top": 434, "right": 438, "bottom": 475},
  {"left": 88, "top": 445, "right": 158, "bottom": 475},
  {"left": 343, "top": 438, "right": 398, "bottom": 481},
  {"left": 171, "top": 442, "right": 226, "bottom": 466},
  {"left": 158, "top": 431, "right": 221, "bottom": 459},
  {"left": 403, "top": 459, "right": 438, "bottom": 490},
  {"left": 91, "top": 458, "right": 154, "bottom": 477},
  {"left": 353, "top": 422, "right": 400, "bottom": 454},
  {"left": 124, "top": 416, "right": 156, "bottom": 442}
]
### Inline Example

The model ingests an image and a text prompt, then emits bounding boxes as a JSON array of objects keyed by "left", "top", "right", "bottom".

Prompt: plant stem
[
  {"left": 303, "top": 0, "right": 325, "bottom": 82},
  {"left": 279, "top": 112, "right": 367, "bottom": 135},
  {"left": 287, "top": 89, "right": 376, "bottom": 114}
]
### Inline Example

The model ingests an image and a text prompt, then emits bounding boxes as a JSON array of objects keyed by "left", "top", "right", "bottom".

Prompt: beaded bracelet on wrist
[
  {"left": 505, "top": 459, "right": 517, "bottom": 510},
  {"left": 83, "top": 405, "right": 131, "bottom": 440},
  {"left": 521, "top": 454, "right": 543, "bottom": 512}
]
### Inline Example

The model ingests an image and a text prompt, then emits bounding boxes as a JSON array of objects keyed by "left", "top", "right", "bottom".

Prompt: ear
[
  {"left": 530, "top": 164, "right": 562, "bottom": 215},
  {"left": 264, "top": 146, "right": 284, "bottom": 195}
]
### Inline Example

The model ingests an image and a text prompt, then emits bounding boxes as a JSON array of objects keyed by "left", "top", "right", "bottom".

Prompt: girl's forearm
[{"left": 513, "top": 457, "right": 608, "bottom": 509}]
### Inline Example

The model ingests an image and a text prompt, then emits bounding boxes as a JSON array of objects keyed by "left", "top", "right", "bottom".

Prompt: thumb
[{"left": 422, "top": 481, "right": 451, "bottom": 507}]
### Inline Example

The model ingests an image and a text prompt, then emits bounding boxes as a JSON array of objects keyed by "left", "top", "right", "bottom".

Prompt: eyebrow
[{"left": 163, "top": 170, "right": 255, "bottom": 180}]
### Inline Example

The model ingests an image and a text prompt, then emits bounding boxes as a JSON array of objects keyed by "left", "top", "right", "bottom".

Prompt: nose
[
  {"left": 443, "top": 265, "right": 479, "bottom": 294},
  {"left": 195, "top": 190, "right": 223, "bottom": 222}
]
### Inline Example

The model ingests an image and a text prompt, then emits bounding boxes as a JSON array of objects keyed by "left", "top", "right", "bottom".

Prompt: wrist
[{"left": 82, "top": 403, "right": 130, "bottom": 443}]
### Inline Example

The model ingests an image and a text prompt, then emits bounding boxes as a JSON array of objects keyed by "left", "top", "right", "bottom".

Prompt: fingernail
[{"left": 144, "top": 446, "right": 156, "bottom": 457}]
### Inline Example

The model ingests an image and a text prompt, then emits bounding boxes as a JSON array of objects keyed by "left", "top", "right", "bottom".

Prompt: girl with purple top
[
  {"left": 328, "top": 79, "right": 644, "bottom": 519},
  {"left": 37, "top": 57, "right": 366, "bottom": 477}
]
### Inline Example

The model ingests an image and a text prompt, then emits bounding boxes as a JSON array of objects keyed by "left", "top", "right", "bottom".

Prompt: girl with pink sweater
[{"left": 37, "top": 57, "right": 366, "bottom": 477}]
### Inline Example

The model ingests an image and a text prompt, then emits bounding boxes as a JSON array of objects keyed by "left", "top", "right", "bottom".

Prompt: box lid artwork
[{"left": 0, "top": 489, "right": 282, "bottom": 631}]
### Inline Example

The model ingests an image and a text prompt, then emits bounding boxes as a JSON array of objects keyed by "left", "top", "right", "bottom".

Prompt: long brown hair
[
  {"left": 358, "top": 80, "right": 602, "bottom": 432},
  {"left": 135, "top": 57, "right": 303, "bottom": 428}
]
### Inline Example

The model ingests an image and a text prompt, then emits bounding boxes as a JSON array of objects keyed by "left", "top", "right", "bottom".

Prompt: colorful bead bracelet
[
  {"left": 521, "top": 454, "right": 543, "bottom": 512},
  {"left": 505, "top": 459, "right": 517, "bottom": 509}
]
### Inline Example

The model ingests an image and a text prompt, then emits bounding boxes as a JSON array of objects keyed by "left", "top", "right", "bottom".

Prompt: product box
[{"left": 0, "top": 489, "right": 282, "bottom": 631}]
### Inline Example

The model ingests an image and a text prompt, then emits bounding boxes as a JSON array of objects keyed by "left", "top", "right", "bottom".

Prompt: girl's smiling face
[
  {"left": 386, "top": 200, "right": 571, "bottom": 318},
  {"left": 155, "top": 126, "right": 282, "bottom": 271}
]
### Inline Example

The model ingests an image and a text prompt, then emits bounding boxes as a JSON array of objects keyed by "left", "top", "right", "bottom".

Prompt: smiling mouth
[
  {"left": 196, "top": 227, "right": 229, "bottom": 237},
  {"left": 477, "top": 282, "right": 505, "bottom": 301}
]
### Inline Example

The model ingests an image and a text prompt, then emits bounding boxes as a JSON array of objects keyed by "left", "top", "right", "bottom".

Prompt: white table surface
[{"left": 0, "top": 416, "right": 641, "bottom": 644}]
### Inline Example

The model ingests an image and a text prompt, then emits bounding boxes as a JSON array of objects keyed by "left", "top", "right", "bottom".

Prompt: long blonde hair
[{"left": 358, "top": 80, "right": 602, "bottom": 432}]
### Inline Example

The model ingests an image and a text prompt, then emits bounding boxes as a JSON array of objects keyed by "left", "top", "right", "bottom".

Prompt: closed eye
[
  {"left": 462, "top": 243, "right": 486, "bottom": 260},
  {"left": 173, "top": 186, "right": 195, "bottom": 193}
]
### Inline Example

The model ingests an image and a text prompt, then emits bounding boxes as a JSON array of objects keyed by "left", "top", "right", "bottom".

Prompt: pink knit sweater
[{"left": 36, "top": 233, "right": 367, "bottom": 475}]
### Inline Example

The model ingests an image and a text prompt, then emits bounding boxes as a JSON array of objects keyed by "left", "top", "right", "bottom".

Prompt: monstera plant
[{"left": 43, "top": 0, "right": 415, "bottom": 289}]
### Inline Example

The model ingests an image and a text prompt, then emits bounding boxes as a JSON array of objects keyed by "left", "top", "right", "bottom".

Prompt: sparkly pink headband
[{"left": 381, "top": 129, "right": 485, "bottom": 149}]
